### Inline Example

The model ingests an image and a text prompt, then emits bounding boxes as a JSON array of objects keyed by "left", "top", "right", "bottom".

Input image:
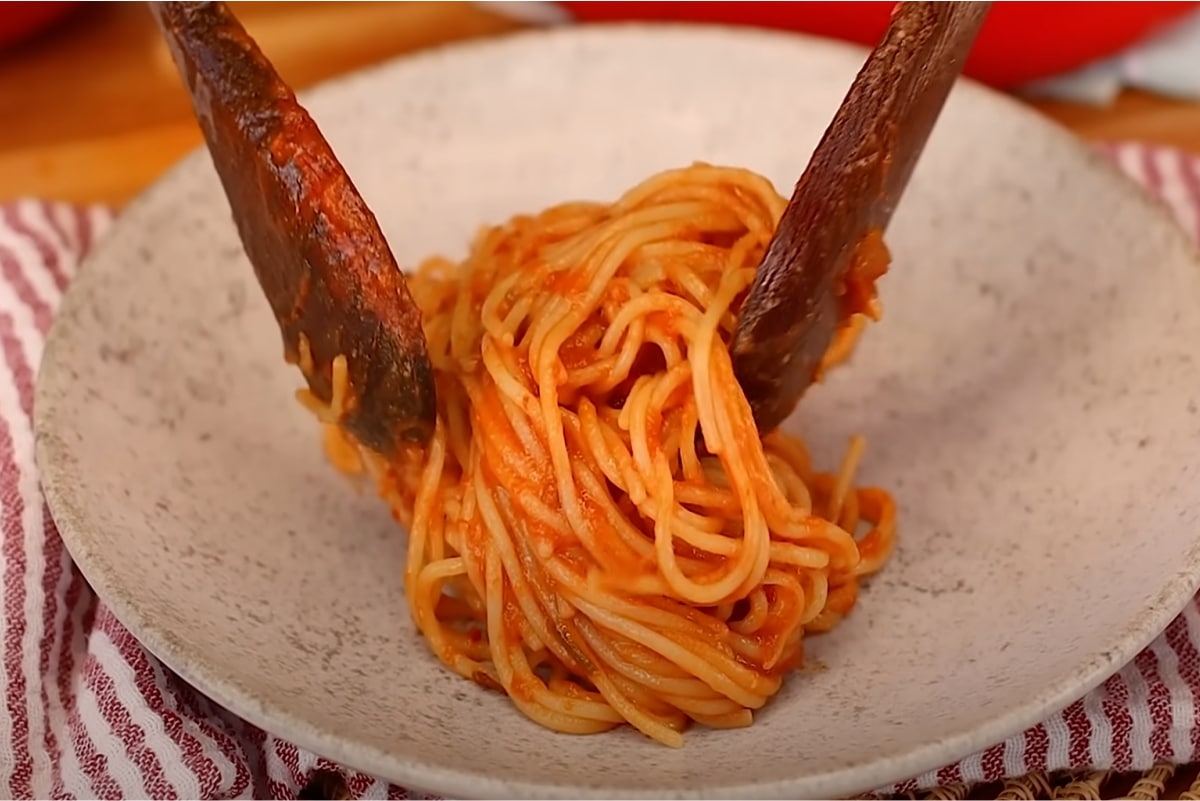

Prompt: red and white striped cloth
[{"left": 0, "top": 140, "right": 1198, "bottom": 800}]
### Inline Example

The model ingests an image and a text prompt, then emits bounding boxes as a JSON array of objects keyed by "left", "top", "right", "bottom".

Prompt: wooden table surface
[{"left": 5, "top": 1, "right": 1200, "bottom": 208}]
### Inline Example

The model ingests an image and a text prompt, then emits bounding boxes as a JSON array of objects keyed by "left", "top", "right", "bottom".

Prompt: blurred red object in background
[
  {"left": 0, "top": 2, "right": 79, "bottom": 51},
  {"left": 558, "top": 2, "right": 1200, "bottom": 89}
]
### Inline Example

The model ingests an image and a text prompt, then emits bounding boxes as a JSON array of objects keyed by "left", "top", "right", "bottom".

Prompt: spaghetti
[{"left": 300, "top": 164, "right": 897, "bottom": 746}]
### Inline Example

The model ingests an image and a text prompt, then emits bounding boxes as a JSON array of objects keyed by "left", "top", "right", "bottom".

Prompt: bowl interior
[{"left": 35, "top": 25, "right": 1200, "bottom": 799}]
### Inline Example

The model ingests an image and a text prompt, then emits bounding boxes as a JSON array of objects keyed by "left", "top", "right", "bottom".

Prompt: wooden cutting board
[{"left": 1, "top": 1, "right": 1199, "bottom": 207}]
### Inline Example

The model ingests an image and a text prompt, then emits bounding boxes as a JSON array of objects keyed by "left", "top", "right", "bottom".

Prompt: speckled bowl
[{"left": 34, "top": 24, "right": 1200, "bottom": 800}]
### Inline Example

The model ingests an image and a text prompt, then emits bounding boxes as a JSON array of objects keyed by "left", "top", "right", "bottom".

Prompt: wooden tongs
[
  {"left": 150, "top": 2, "right": 436, "bottom": 459},
  {"left": 732, "top": 3, "right": 990, "bottom": 431},
  {"left": 151, "top": 1, "right": 989, "bottom": 456}
]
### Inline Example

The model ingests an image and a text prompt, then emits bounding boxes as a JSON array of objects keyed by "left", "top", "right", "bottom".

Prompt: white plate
[{"left": 34, "top": 24, "right": 1200, "bottom": 800}]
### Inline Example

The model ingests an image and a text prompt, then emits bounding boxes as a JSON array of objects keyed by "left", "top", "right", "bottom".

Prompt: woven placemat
[{"left": 882, "top": 763, "right": 1199, "bottom": 800}]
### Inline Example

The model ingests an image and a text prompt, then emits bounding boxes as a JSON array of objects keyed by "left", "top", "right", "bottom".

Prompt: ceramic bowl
[{"left": 34, "top": 24, "right": 1200, "bottom": 799}]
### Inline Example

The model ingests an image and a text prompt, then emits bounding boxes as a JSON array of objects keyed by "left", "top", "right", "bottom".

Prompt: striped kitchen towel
[{"left": 0, "top": 141, "right": 1198, "bottom": 799}]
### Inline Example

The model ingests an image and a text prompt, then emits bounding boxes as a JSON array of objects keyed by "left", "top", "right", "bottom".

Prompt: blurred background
[{"left": 5, "top": 1, "right": 1200, "bottom": 207}]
